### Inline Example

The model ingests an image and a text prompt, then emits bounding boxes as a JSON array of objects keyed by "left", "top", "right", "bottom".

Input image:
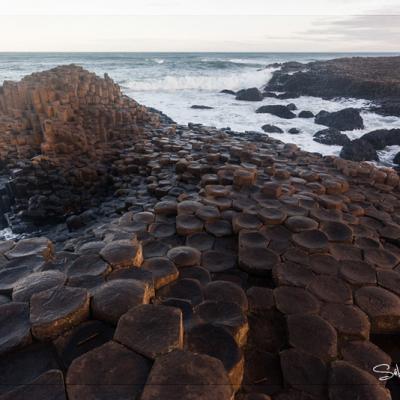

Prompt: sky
[{"left": 0, "top": 0, "right": 399, "bottom": 52}]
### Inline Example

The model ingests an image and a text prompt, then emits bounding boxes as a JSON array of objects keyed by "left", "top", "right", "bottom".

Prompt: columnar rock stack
[
  {"left": 1, "top": 67, "right": 400, "bottom": 399},
  {"left": 0, "top": 65, "right": 160, "bottom": 227}
]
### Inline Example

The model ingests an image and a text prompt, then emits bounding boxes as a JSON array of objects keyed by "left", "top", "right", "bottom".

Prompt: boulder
[
  {"left": 313, "top": 128, "right": 351, "bottom": 146},
  {"left": 340, "top": 139, "right": 379, "bottom": 162},
  {"left": 99, "top": 240, "right": 143, "bottom": 269},
  {"left": 236, "top": 88, "right": 263, "bottom": 101},
  {"left": 220, "top": 89, "right": 236, "bottom": 95},
  {"left": 298, "top": 110, "right": 314, "bottom": 118},
  {"left": 191, "top": 105, "right": 214, "bottom": 110},
  {"left": 261, "top": 124, "right": 283, "bottom": 133},
  {"left": 315, "top": 108, "right": 364, "bottom": 130},
  {"left": 360, "top": 128, "right": 400, "bottom": 150},
  {"left": 256, "top": 105, "right": 296, "bottom": 119},
  {"left": 288, "top": 128, "right": 300, "bottom": 134}
]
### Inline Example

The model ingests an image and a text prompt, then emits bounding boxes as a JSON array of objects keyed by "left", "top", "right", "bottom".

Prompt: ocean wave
[{"left": 127, "top": 67, "right": 275, "bottom": 91}]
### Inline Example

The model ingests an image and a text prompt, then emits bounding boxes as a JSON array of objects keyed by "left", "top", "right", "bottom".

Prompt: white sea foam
[{"left": 126, "top": 67, "right": 275, "bottom": 91}]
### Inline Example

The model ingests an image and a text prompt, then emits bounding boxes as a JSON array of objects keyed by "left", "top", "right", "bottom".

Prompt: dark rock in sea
[
  {"left": 298, "top": 110, "right": 314, "bottom": 118},
  {"left": 340, "top": 139, "right": 379, "bottom": 162},
  {"left": 236, "top": 88, "right": 264, "bottom": 102},
  {"left": 370, "top": 98, "right": 400, "bottom": 117},
  {"left": 256, "top": 105, "right": 296, "bottom": 119},
  {"left": 287, "top": 103, "right": 297, "bottom": 111},
  {"left": 393, "top": 152, "right": 400, "bottom": 165},
  {"left": 313, "top": 128, "right": 351, "bottom": 146},
  {"left": 277, "top": 92, "right": 301, "bottom": 100},
  {"left": 220, "top": 89, "right": 236, "bottom": 95},
  {"left": 191, "top": 105, "right": 214, "bottom": 110},
  {"left": 261, "top": 124, "right": 284, "bottom": 133},
  {"left": 288, "top": 128, "right": 301, "bottom": 134},
  {"left": 360, "top": 129, "right": 400, "bottom": 150},
  {"left": 315, "top": 108, "right": 364, "bottom": 131},
  {"left": 262, "top": 91, "right": 278, "bottom": 98}
]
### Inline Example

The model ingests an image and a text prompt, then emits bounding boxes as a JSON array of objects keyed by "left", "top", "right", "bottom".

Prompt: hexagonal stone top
[
  {"left": 0, "top": 302, "right": 31, "bottom": 356},
  {"left": 114, "top": 304, "right": 183, "bottom": 359},
  {"left": 141, "top": 350, "right": 232, "bottom": 400},
  {"left": 66, "top": 341, "right": 151, "bottom": 400},
  {"left": 5, "top": 237, "right": 53, "bottom": 261},
  {"left": 99, "top": 240, "right": 143, "bottom": 269},
  {"left": 30, "top": 286, "right": 90, "bottom": 340}
]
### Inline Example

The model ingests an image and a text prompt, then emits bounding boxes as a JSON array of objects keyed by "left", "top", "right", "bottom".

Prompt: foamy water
[{"left": 1, "top": 52, "right": 399, "bottom": 164}]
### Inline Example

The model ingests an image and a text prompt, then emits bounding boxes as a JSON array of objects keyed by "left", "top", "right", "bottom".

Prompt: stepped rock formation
[
  {"left": 0, "top": 65, "right": 160, "bottom": 229},
  {"left": 1, "top": 66, "right": 400, "bottom": 399}
]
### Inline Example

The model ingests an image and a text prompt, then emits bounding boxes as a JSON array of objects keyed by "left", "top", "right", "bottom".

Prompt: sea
[{"left": 1, "top": 52, "right": 400, "bottom": 164}]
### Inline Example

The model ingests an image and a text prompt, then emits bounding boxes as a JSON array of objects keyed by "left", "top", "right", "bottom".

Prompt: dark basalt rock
[
  {"left": 220, "top": 89, "right": 236, "bottom": 95},
  {"left": 393, "top": 151, "right": 400, "bottom": 164},
  {"left": 191, "top": 105, "right": 214, "bottom": 110},
  {"left": 298, "top": 110, "right": 314, "bottom": 118},
  {"left": 313, "top": 128, "right": 351, "bottom": 146},
  {"left": 288, "top": 128, "right": 300, "bottom": 134},
  {"left": 141, "top": 350, "right": 233, "bottom": 400},
  {"left": 66, "top": 341, "right": 151, "bottom": 400},
  {"left": 261, "top": 124, "right": 284, "bottom": 133},
  {"left": 114, "top": 304, "right": 183, "bottom": 359},
  {"left": 340, "top": 139, "right": 379, "bottom": 162},
  {"left": 315, "top": 108, "right": 364, "bottom": 131},
  {"left": 256, "top": 105, "right": 296, "bottom": 119},
  {"left": 360, "top": 128, "right": 400, "bottom": 150},
  {"left": 236, "top": 88, "right": 263, "bottom": 102}
]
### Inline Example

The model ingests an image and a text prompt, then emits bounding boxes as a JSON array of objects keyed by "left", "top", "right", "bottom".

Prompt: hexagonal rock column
[
  {"left": 30, "top": 286, "right": 90, "bottom": 340},
  {"left": 5, "top": 237, "right": 54, "bottom": 261},
  {"left": 355, "top": 286, "right": 400, "bottom": 333},
  {"left": 0, "top": 369, "right": 66, "bottom": 400},
  {"left": 141, "top": 350, "right": 233, "bottom": 400},
  {"left": 91, "top": 279, "right": 152, "bottom": 325},
  {"left": 142, "top": 257, "right": 179, "bottom": 289},
  {"left": 114, "top": 304, "right": 183, "bottom": 359},
  {"left": 185, "top": 323, "right": 244, "bottom": 389},
  {"left": 99, "top": 240, "right": 143, "bottom": 269},
  {"left": 66, "top": 341, "right": 151, "bottom": 400},
  {"left": 0, "top": 302, "right": 31, "bottom": 356},
  {"left": 329, "top": 361, "right": 391, "bottom": 400}
]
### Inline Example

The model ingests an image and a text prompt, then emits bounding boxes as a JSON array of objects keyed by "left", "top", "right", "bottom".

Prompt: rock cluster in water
[{"left": 0, "top": 66, "right": 400, "bottom": 399}]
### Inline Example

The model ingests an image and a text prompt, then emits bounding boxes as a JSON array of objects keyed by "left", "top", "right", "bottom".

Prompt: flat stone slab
[
  {"left": 246, "top": 287, "right": 275, "bottom": 313},
  {"left": 205, "top": 219, "right": 233, "bottom": 237},
  {"left": 355, "top": 286, "right": 400, "bottom": 333},
  {"left": 186, "top": 232, "right": 215, "bottom": 251},
  {"left": 195, "top": 300, "right": 248, "bottom": 346},
  {"left": 54, "top": 320, "right": 114, "bottom": 369},
  {"left": 320, "top": 221, "right": 353, "bottom": 242},
  {"left": 92, "top": 279, "right": 151, "bottom": 324},
  {"left": 167, "top": 246, "right": 201, "bottom": 267},
  {"left": 339, "top": 260, "right": 376, "bottom": 286},
  {"left": 292, "top": 230, "right": 329, "bottom": 252},
  {"left": 67, "top": 255, "right": 111, "bottom": 278},
  {"left": 142, "top": 257, "right": 179, "bottom": 289},
  {"left": 329, "top": 361, "right": 391, "bottom": 400},
  {"left": 364, "top": 248, "right": 399, "bottom": 269},
  {"left": 308, "top": 275, "right": 353, "bottom": 304},
  {"left": 377, "top": 269, "right": 400, "bottom": 296},
  {"left": 141, "top": 350, "right": 233, "bottom": 400},
  {"left": 99, "top": 240, "right": 143, "bottom": 269},
  {"left": 202, "top": 250, "right": 237, "bottom": 272},
  {"left": 204, "top": 280, "right": 248, "bottom": 311},
  {"left": 157, "top": 278, "right": 204, "bottom": 306},
  {"left": 239, "top": 247, "right": 279, "bottom": 276},
  {"left": 0, "top": 303, "right": 31, "bottom": 356},
  {"left": 12, "top": 271, "right": 67, "bottom": 302},
  {"left": 287, "top": 314, "right": 337, "bottom": 361},
  {"left": 107, "top": 267, "right": 154, "bottom": 291},
  {"left": 142, "top": 239, "right": 170, "bottom": 258},
  {"left": 309, "top": 254, "right": 339, "bottom": 275},
  {"left": 176, "top": 215, "right": 204, "bottom": 236},
  {"left": 185, "top": 323, "right": 244, "bottom": 388},
  {"left": 66, "top": 341, "right": 151, "bottom": 400},
  {"left": 0, "top": 266, "right": 34, "bottom": 296},
  {"left": 320, "top": 303, "right": 370, "bottom": 340},
  {"left": 285, "top": 216, "right": 318, "bottom": 232},
  {"left": 280, "top": 348, "right": 328, "bottom": 397},
  {"left": 274, "top": 286, "right": 320, "bottom": 315},
  {"left": 30, "top": 286, "right": 90, "bottom": 340},
  {"left": 179, "top": 266, "right": 211, "bottom": 285},
  {"left": 0, "top": 369, "right": 66, "bottom": 400},
  {"left": 273, "top": 262, "right": 315, "bottom": 288},
  {"left": 114, "top": 304, "right": 183, "bottom": 359},
  {"left": 5, "top": 237, "right": 53, "bottom": 261}
]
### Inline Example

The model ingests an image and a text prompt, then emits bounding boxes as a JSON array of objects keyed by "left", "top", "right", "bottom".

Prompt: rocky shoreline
[{"left": 0, "top": 65, "right": 400, "bottom": 399}]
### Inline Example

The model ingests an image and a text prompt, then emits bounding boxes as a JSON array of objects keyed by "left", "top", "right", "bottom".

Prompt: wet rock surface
[{"left": 0, "top": 65, "right": 400, "bottom": 399}]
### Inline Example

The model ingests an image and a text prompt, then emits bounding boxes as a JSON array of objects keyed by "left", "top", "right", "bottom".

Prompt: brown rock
[
  {"left": 233, "top": 213, "right": 262, "bottom": 233},
  {"left": 92, "top": 279, "right": 152, "bottom": 324},
  {"left": 114, "top": 304, "right": 183, "bottom": 359},
  {"left": 30, "top": 286, "right": 90, "bottom": 340},
  {"left": 285, "top": 216, "right": 318, "bottom": 232},
  {"left": 287, "top": 314, "right": 337, "bottom": 361},
  {"left": 100, "top": 240, "right": 143, "bottom": 269},
  {"left": 239, "top": 247, "right": 279, "bottom": 276},
  {"left": 339, "top": 260, "right": 376, "bottom": 286},
  {"left": 308, "top": 275, "right": 353, "bottom": 304},
  {"left": 66, "top": 341, "right": 151, "bottom": 400},
  {"left": 274, "top": 286, "right": 319, "bottom": 315},
  {"left": 258, "top": 207, "right": 287, "bottom": 225},
  {"left": 167, "top": 246, "right": 201, "bottom": 267},
  {"left": 142, "top": 257, "right": 179, "bottom": 289},
  {"left": 377, "top": 269, "right": 400, "bottom": 295},
  {"left": 292, "top": 230, "right": 329, "bottom": 252},
  {"left": 202, "top": 250, "right": 237, "bottom": 272},
  {"left": 205, "top": 219, "right": 233, "bottom": 237},
  {"left": 273, "top": 262, "right": 315, "bottom": 288},
  {"left": 66, "top": 254, "right": 111, "bottom": 278},
  {"left": 157, "top": 278, "right": 204, "bottom": 305},
  {"left": 141, "top": 350, "right": 233, "bottom": 400},
  {"left": 176, "top": 215, "right": 204, "bottom": 236},
  {"left": 246, "top": 287, "right": 275, "bottom": 313},
  {"left": 204, "top": 280, "right": 248, "bottom": 311},
  {"left": 308, "top": 254, "right": 339, "bottom": 275},
  {"left": 320, "top": 221, "right": 353, "bottom": 242},
  {"left": 179, "top": 266, "right": 211, "bottom": 285},
  {"left": 186, "top": 232, "right": 215, "bottom": 251},
  {"left": 5, "top": 237, "right": 53, "bottom": 261}
]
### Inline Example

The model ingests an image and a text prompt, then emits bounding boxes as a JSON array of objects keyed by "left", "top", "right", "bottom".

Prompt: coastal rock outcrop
[
  {"left": 256, "top": 105, "right": 296, "bottom": 119},
  {"left": 313, "top": 128, "right": 351, "bottom": 146},
  {"left": 315, "top": 108, "right": 364, "bottom": 131},
  {"left": 236, "top": 88, "right": 263, "bottom": 102},
  {"left": 340, "top": 139, "right": 379, "bottom": 162}
]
